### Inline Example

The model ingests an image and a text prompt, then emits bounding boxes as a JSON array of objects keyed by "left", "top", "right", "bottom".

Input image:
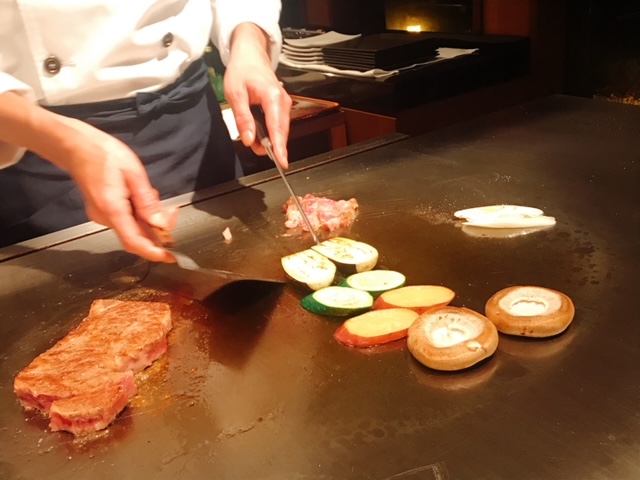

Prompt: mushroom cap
[
  {"left": 485, "top": 286, "right": 575, "bottom": 337},
  {"left": 407, "top": 307, "right": 499, "bottom": 371}
]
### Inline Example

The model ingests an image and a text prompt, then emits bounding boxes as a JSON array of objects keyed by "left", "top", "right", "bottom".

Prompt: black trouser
[{"left": 0, "top": 59, "right": 239, "bottom": 247}]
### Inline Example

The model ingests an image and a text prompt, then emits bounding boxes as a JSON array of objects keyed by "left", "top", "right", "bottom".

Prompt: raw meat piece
[
  {"left": 14, "top": 300, "right": 171, "bottom": 435},
  {"left": 284, "top": 194, "right": 359, "bottom": 232}
]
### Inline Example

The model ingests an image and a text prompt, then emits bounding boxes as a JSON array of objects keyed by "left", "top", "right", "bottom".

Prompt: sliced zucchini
[
  {"left": 301, "top": 286, "right": 374, "bottom": 317},
  {"left": 311, "top": 237, "right": 378, "bottom": 274},
  {"left": 281, "top": 249, "right": 336, "bottom": 291},
  {"left": 340, "top": 270, "right": 406, "bottom": 298}
]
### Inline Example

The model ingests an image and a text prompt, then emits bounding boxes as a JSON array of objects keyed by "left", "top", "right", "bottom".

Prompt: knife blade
[{"left": 251, "top": 106, "right": 320, "bottom": 244}]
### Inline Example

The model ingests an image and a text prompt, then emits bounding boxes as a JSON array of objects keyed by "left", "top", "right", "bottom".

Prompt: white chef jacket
[{"left": 0, "top": 0, "right": 282, "bottom": 167}]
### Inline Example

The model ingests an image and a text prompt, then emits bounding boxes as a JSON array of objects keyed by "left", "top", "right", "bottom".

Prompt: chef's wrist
[
  {"left": 0, "top": 92, "right": 74, "bottom": 171},
  {"left": 229, "top": 22, "right": 272, "bottom": 63},
  {"left": 28, "top": 110, "right": 85, "bottom": 172}
]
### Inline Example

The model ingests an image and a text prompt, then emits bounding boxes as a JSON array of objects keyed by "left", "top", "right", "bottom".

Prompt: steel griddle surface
[{"left": 1, "top": 95, "right": 639, "bottom": 480}]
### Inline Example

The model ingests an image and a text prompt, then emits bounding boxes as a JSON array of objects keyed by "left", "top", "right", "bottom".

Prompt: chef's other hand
[
  {"left": 1, "top": 92, "right": 175, "bottom": 262},
  {"left": 224, "top": 22, "right": 292, "bottom": 169},
  {"left": 47, "top": 115, "right": 177, "bottom": 263},
  {"left": 0, "top": 92, "right": 180, "bottom": 262}
]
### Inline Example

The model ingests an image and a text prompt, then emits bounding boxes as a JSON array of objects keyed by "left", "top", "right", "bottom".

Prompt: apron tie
[
  {"left": 136, "top": 64, "right": 211, "bottom": 117},
  {"left": 136, "top": 89, "right": 188, "bottom": 116}
]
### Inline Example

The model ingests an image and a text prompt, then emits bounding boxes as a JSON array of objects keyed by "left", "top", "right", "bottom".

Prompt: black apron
[{"left": 0, "top": 59, "right": 239, "bottom": 247}]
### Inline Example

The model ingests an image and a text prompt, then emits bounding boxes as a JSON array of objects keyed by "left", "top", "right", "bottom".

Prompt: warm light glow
[{"left": 406, "top": 25, "right": 422, "bottom": 32}]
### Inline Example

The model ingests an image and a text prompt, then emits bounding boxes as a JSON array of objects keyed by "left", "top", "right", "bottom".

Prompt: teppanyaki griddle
[{"left": 1, "top": 95, "right": 639, "bottom": 480}]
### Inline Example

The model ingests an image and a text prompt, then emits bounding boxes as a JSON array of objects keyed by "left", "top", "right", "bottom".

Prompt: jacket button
[
  {"left": 43, "top": 55, "right": 61, "bottom": 75},
  {"left": 162, "top": 32, "right": 174, "bottom": 47}
]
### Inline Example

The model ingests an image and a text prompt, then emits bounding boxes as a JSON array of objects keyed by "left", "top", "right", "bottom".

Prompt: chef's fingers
[
  {"left": 261, "top": 85, "right": 292, "bottom": 169},
  {"left": 86, "top": 199, "right": 174, "bottom": 263},
  {"left": 226, "top": 87, "right": 256, "bottom": 149},
  {"left": 135, "top": 206, "right": 179, "bottom": 248},
  {"left": 121, "top": 175, "right": 176, "bottom": 262},
  {"left": 227, "top": 79, "right": 291, "bottom": 169}
]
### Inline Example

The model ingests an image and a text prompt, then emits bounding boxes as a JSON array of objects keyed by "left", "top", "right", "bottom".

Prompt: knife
[{"left": 251, "top": 106, "right": 320, "bottom": 244}]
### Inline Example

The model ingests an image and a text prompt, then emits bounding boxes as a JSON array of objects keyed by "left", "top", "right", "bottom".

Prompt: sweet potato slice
[
  {"left": 373, "top": 285, "right": 455, "bottom": 314},
  {"left": 334, "top": 308, "right": 419, "bottom": 348}
]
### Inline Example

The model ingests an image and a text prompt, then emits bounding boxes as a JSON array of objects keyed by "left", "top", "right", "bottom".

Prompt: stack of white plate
[
  {"left": 281, "top": 32, "right": 362, "bottom": 67},
  {"left": 282, "top": 44, "right": 324, "bottom": 66}
]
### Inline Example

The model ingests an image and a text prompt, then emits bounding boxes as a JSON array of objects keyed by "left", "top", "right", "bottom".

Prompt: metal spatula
[
  {"left": 142, "top": 219, "right": 284, "bottom": 284},
  {"left": 168, "top": 249, "right": 282, "bottom": 283}
]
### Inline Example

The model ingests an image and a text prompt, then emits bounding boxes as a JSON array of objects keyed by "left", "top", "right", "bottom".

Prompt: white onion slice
[
  {"left": 454, "top": 205, "right": 544, "bottom": 220},
  {"left": 461, "top": 224, "right": 554, "bottom": 238},
  {"left": 462, "top": 215, "right": 556, "bottom": 229},
  {"left": 454, "top": 205, "right": 556, "bottom": 229}
]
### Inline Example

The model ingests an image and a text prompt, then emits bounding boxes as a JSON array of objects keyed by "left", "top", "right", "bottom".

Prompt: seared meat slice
[
  {"left": 49, "top": 379, "right": 137, "bottom": 435},
  {"left": 14, "top": 300, "right": 171, "bottom": 435},
  {"left": 14, "top": 352, "right": 122, "bottom": 412}
]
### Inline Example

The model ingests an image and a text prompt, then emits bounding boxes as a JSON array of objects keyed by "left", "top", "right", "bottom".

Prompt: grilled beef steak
[{"left": 14, "top": 300, "right": 172, "bottom": 435}]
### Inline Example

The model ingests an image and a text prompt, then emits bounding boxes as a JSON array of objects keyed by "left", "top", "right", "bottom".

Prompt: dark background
[{"left": 280, "top": 0, "right": 640, "bottom": 101}]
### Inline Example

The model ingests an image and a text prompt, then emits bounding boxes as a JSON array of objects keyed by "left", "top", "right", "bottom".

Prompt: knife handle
[
  {"left": 129, "top": 200, "right": 176, "bottom": 248},
  {"left": 250, "top": 105, "right": 270, "bottom": 145},
  {"left": 137, "top": 215, "right": 176, "bottom": 248}
]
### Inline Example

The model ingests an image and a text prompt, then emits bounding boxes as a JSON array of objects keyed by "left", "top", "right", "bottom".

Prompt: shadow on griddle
[
  {"left": 191, "top": 181, "right": 293, "bottom": 259},
  {"left": 199, "top": 281, "right": 284, "bottom": 369},
  {"left": 202, "top": 280, "right": 282, "bottom": 312},
  {"left": 191, "top": 181, "right": 268, "bottom": 221},
  {"left": 191, "top": 182, "right": 275, "bottom": 249},
  {"left": 497, "top": 325, "right": 577, "bottom": 360},
  {"left": 407, "top": 353, "right": 499, "bottom": 392}
]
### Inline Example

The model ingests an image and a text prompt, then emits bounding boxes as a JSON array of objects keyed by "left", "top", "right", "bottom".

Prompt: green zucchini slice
[
  {"left": 340, "top": 270, "right": 406, "bottom": 298},
  {"left": 311, "top": 237, "right": 378, "bottom": 274},
  {"left": 301, "top": 286, "right": 374, "bottom": 316},
  {"left": 281, "top": 248, "right": 336, "bottom": 291}
]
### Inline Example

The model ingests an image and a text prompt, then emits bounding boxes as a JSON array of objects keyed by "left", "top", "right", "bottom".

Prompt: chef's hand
[
  {"left": 0, "top": 92, "right": 175, "bottom": 262},
  {"left": 50, "top": 116, "right": 178, "bottom": 263},
  {"left": 224, "top": 22, "right": 292, "bottom": 169}
]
